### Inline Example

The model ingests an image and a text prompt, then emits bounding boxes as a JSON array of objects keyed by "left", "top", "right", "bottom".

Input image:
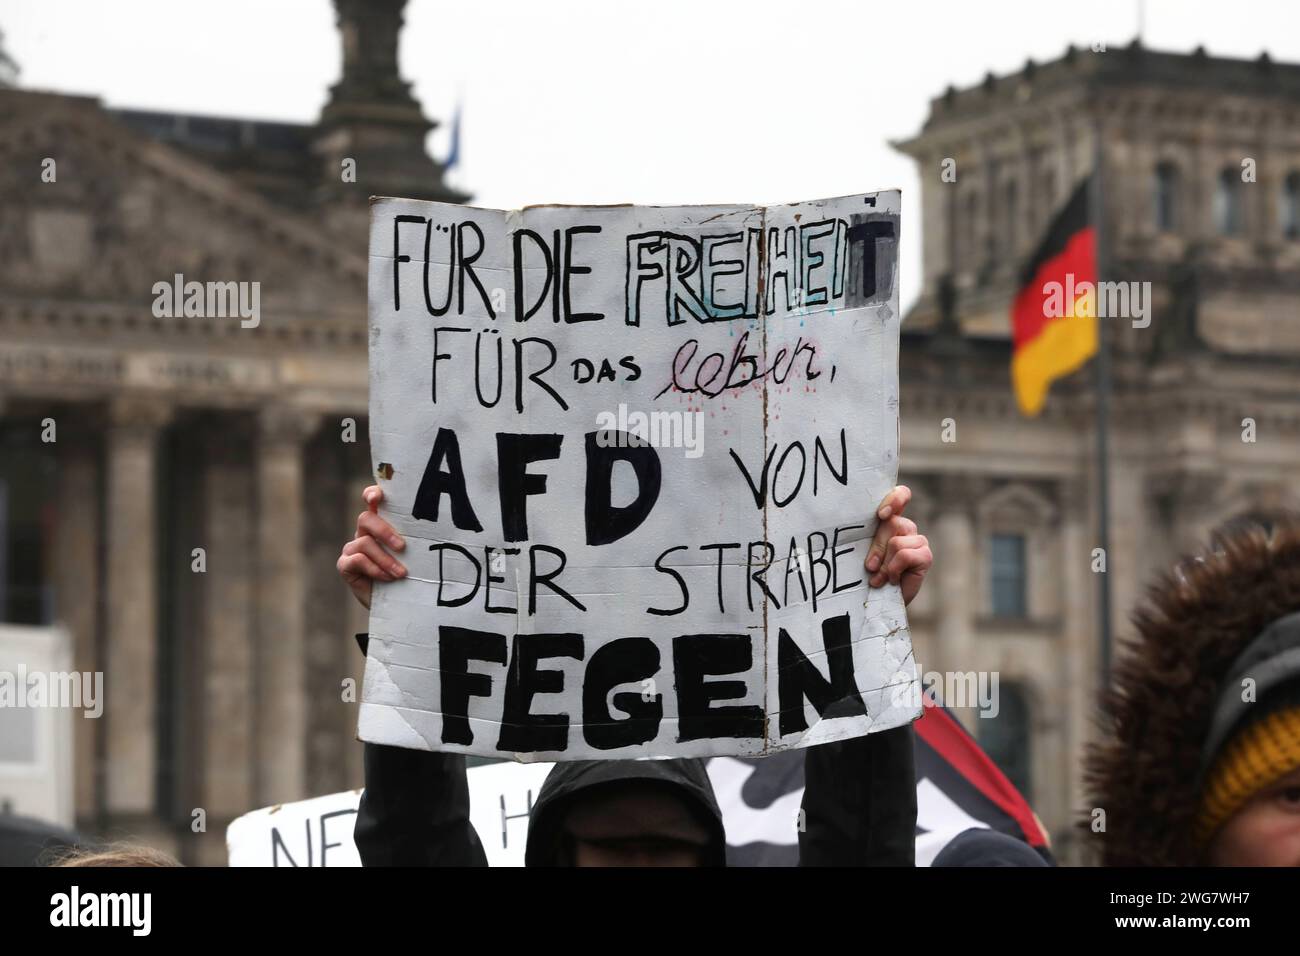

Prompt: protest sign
[
  {"left": 360, "top": 192, "right": 920, "bottom": 761},
  {"left": 226, "top": 761, "right": 553, "bottom": 867},
  {"left": 226, "top": 791, "right": 363, "bottom": 868}
]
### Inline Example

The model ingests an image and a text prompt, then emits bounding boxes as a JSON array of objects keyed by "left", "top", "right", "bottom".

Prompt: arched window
[
  {"left": 1154, "top": 161, "right": 1179, "bottom": 232},
  {"left": 1214, "top": 167, "right": 1242, "bottom": 236},
  {"left": 1281, "top": 171, "right": 1300, "bottom": 239},
  {"left": 990, "top": 532, "right": 1027, "bottom": 618},
  {"left": 977, "top": 683, "right": 1033, "bottom": 800}
]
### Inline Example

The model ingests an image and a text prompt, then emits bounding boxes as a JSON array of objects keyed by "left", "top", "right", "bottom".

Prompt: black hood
[
  {"left": 524, "top": 758, "right": 727, "bottom": 867},
  {"left": 930, "top": 827, "right": 1051, "bottom": 867}
]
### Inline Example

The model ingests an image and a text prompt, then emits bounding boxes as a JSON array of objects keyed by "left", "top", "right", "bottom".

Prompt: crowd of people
[{"left": 30, "top": 488, "right": 1300, "bottom": 867}]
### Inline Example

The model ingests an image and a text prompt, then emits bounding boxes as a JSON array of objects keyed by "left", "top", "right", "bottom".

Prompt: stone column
[
  {"left": 53, "top": 422, "right": 102, "bottom": 826},
  {"left": 254, "top": 407, "right": 319, "bottom": 806},
  {"left": 1005, "top": 127, "right": 1028, "bottom": 262},
  {"left": 343, "top": 465, "right": 373, "bottom": 789},
  {"left": 1106, "top": 457, "right": 1149, "bottom": 657},
  {"left": 933, "top": 476, "right": 976, "bottom": 729},
  {"left": 920, "top": 148, "right": 948, "bottom": 284},
  {"left": 104, "top": 398, "right": 171, "bottom": 818},
  {"left": 1121, "top": 131, "right": 1153, "bottom": 244},
  {"left": 980, "top": 140, "right": 997, "bottom": 271},
  {"left": 304, "top": 426, "right": 350, "bottom": 797},
  {"left": 1059, "top": 478, "right": 1094, "bottom": 860},
  {"left": 1192, "top": 126, "right": 1211, "bottom": 240},
  {"left": 197, "top": 421, "right": 256, "bottom": 863},
  {"left": 1055, "top": 117, "right": 1073, "bottom": 203}
]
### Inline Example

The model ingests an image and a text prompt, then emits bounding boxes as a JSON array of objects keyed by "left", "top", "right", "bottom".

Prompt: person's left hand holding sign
[
  {"left": 338, "top": 485, "right": 407, "bottom": 611},
  {"left": 864, "top": 484, "right": 931, "bottom": 607}
]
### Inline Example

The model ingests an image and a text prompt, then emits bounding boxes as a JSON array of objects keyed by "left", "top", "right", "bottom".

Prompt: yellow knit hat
[{"left": 1195, "top": 704, "right": 1300, "bottom": 845}]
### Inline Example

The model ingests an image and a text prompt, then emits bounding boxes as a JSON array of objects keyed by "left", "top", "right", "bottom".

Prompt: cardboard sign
[
  {"left": 226, "top": 791, "right": 364, "bottom": 868},
  {"left": 360, "top": 192, "right": 919, "bottom": 761},
  {"left": 225, "top": 761, "right": 554, "bottom": 867}
]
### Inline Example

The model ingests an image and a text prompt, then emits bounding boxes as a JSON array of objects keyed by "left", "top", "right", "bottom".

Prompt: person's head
[
  {"left": 1203, "top": 766, "right": 1300, "bottom": 866},
  {"left": 50, "top": 843, "right": 182, "bottom": 867},
  {"left": 525, "top": 758, "right": 726, "bottom": 867},
  {"left": 559, "top": 779, "right": 716, "bottom": 866},
  {"left": 1195, "top": 606, "right": 1300, "bottom": 866},
  {"left": 1085, "top": 510, "right": 1300, "bottom": 866}
]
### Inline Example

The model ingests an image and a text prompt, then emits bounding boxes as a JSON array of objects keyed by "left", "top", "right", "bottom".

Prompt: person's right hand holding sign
[
  {"left": 864, "top": 484, "right": 930, "bottom": 606},
  {"left": 337, "top": 485, "right": 406, "bottom": 611}
]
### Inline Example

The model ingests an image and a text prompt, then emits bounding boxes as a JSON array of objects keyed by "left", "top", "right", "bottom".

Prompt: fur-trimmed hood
[{"left": 1083, "top": 512, "right": 1300, "bottom": 866}]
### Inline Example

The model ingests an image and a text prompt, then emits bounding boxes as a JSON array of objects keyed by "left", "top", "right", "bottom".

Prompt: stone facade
[
  {"left": 0, "top": 0, "right": 458, "bottom": 864},
  {"left": 895, "top": 42, "right": 1300, "bottom": 861},
  {"left": 4, "top": 23, "right": 1300, "bottom": 866}
]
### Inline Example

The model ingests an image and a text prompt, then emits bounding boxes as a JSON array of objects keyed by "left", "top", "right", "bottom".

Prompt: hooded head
[
  {"left": 1193, "top": 612, "right": 1300, "bottom": 853},
  {"left": 524, "top": 758, "right": 727, "bottom": 867},
  {"left": 1085, "top": 510, "right": 1300, "bottom": 866}
]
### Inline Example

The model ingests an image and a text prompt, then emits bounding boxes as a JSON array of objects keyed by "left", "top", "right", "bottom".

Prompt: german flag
[{"left": 1010, "top": 179, "right": 1097, "bottom": 416}]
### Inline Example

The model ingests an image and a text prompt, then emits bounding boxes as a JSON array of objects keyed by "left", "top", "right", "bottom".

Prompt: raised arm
[
  {"left": 799, "top": 485, "right": 929, "bottom": 866},
  {"left": 354, "top": 738, "right": 488, "bottom": 867},
  {"left": 342, "top": 486, "right": 488, "bottom": 867}
]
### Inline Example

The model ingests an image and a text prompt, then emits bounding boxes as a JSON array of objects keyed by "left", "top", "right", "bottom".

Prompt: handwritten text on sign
[{"left": 360, "top": 192, "right": 919, "bottom": 761}]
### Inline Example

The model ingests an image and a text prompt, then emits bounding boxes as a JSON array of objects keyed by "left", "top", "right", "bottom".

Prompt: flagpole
[{"left": 1091, "top": 115, "right": 1114, "bottom": 689}]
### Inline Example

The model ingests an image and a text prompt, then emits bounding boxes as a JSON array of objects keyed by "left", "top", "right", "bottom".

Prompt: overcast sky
[{"left": 6, "top": 0, "right": 1298, "bottom": 310}]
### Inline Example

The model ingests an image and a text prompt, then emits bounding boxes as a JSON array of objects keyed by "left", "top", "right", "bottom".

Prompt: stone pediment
[{"left": 0, "top": 90, "right": 366, "bottom": 328}]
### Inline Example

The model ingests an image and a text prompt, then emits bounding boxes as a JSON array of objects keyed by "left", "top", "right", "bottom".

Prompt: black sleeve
[
  {"left": 350, "top": 634, "right": 488, "bottom": 867},
  {"left": 354, "top": 743, "right": 490, "bottom": 867},
  {"left": 797, "top": 724, "right": 917, "bottom": 866}
]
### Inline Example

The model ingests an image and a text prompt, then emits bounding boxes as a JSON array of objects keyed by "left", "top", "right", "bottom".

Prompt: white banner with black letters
[{"left": 360, "top": 192, "right": 918, "bottom": 761}]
